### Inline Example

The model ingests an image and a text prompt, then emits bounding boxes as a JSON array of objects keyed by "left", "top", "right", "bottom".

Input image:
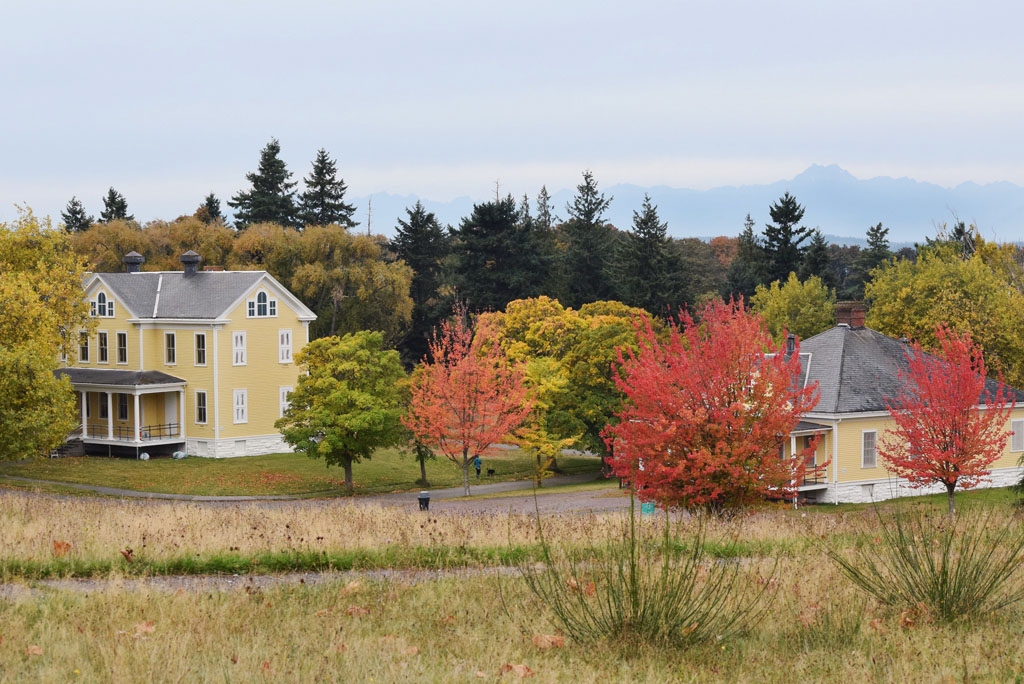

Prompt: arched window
[{"left": 257, "top": 292, "right": 268, "bottom": 317}]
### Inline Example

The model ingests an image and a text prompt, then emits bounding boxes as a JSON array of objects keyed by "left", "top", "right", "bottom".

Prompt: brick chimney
[
  {"left": 122, "top": 251, "right": 145, "bottom": 273},
  {"left": 179, "top": 250, "right": 202, "bottom": 276},
  {"left": 836, "top": 301, "right": 866, "bottom": 328}
]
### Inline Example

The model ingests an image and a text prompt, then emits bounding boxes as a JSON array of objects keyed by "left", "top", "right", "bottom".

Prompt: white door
[{"left": 165, "top": 393, "right": 178, "bottom": 428}]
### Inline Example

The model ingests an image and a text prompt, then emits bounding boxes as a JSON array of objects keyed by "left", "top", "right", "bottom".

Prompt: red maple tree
[
  {"left": 879, "top": 325, "right": 1013, "bottom": 516},
  {"left": 605, "top": 299, "right": 822, "bottom": 511},
  {"left": 404, "top": 306, "right": 533, "bottom": 496}
]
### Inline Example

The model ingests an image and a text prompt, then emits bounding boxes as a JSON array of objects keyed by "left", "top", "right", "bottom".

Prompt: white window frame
[
  {"left": 232, "top": 331, "right": 247, "bottom": 366},
  {"left": 91, "top": 292, "right": 115, "bottom": 318},
  {"left": 279, "top": 329, "right": 292, "bottom": 363},
  {"left": 79, "top": 332, "right": 90, "bottom": 363},
  {"left": 164, "top": 332, "right": 176, "bottom": 365},
  {"left": 1012, "top": 419, "right": 1024, "bottom": 453},
  {"left": 246, "top": 290, "right": 278, "bottom": 318},
  {"left": 194, "top": 332, "right": 207, "bottom": 366},
  {"left": 862, "top": 430, "right": 878, "bottom": 469},
  {"left": 279, "top": 386, "right": 292, "bottom": 418},
  {"left": 233, "top": 389, "right": 248, "bottom": 424},
  {"left": 116, "top": 331, "right": 128, "bottom": 365},
  {"left": 195, "top": 390, "right": 208, "bottom": 425},
  {"left": 118, "top": 393, "right": 129, "bottom": 421},
  {"left": 97, "top": 331, "right": 108, "bottom": 364}
]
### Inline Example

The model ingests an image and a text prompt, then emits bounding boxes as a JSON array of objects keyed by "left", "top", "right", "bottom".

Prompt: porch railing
[{"left": 84, "top": 422, "right": 181, "bottom": 441}]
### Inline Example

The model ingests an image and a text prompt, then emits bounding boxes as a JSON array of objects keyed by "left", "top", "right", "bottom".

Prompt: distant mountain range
[{"left": 350, "top": 164, "right": 1024, "bottom": 245}]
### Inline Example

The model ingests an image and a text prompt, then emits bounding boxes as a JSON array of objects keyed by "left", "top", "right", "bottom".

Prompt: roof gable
[{"left": 93, "top": 271, "right": 268, "bottom": 320}]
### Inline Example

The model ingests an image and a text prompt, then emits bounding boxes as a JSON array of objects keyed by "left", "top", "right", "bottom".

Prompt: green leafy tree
[
  {"left": 0, "top": 208, "right": 93, "bottom": 460},
  {"left": 275, "top": 331, "right": 406, "bottom": 492},
  {"left": 229, "top": 138, "right": 298, "bottom": 230},
  {"left": 392, "top": 201, "right": 452, "bottom": 364},
  {"left": 561, "top": 171, "right": 617, "bottom": 307},
  {"left": 99, "top": 188, "right": 133, "bottom": 223},
  {"left": 750, "top": 272, "right": 836, "bottom": 343},
  {"left": 613, "top": 194, "right": 683, "bottom": 314},
  {"left": 763, "top": 192, "right": 813, "bottom": 284},
  {"left": 61, "top": 196, "right": 93, "bottom": 233},
  {"left": 452, "top": 195, "right": 550, "bottom": 312},
  {"left": 195, "top": 193, "right": 224, "bottom": 224},
  {"left": 866, "top": 245, "right": 1024, "bottom": 389},
  {"left": 297, "top": 148, "right": 357, "bottom": 228},
  {"left": 844, "top": 222, "right": 892, "bottom": 298},
  {"left": 724, "top": 215, "right": 768, "bottom": 298},
  {"left": 799, "top": 230, "right": 835, "bottom": 287}
]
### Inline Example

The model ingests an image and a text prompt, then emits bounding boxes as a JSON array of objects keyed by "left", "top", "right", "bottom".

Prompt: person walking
[{"left": 473, "top": 455, "right": 482, "bottom": 479}]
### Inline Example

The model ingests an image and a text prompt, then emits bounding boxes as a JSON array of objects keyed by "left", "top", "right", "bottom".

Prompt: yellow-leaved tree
[
  {"left": 0, "top": 208, "right": 93, "bottom": 460},
  {"left": 750, "top": 273, "right": 836, "bottom": 344}
]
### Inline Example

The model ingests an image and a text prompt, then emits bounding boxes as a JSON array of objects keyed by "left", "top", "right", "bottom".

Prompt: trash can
[
  {"left": 418, "top": 491, "right": 430, "bottom": 511},
  {"left": 640, "top": 502, "right": 655, "bottom": 516}
]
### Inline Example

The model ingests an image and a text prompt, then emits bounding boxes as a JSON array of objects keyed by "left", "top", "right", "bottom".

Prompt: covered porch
[
  {"left": 55, "top": 368, "right": 187, "bottom": 451},
  {"left": 789, "top": 420, "right": 833, "bottom": 491}
]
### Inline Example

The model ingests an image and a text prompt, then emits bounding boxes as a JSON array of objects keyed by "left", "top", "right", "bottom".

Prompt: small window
[
  {"left": 195, "top": 391, "right": 208, "bottom": 424},
  {"left": 165, "top": 332, "right": 176, "bottom": 365},
  {"left": 862, "top": 431, "right": 877, "bottom": 468},
  {"left": 84, "top": 392, "right": 91, "bottom": 418},
  {"left": 233, "top": 440, "right": 247, "bottom": 457},
  {"left": 257, "top": 292, "right": 268, "bottom": 317},
  {"left": 247, "top": 291, "right": 277, "bottom": 318},
  {"left": 279, "top": 329, "right": 292, "bottom": 363},
  {"left": 1012, "top": 419, "right": 1024, "bottom": 452},
  {"left": 90, "top": 301, "right": 97, "bottom": 317},
  {"left": 195, "top": 333, "right": 207, "bottom": 366},
  {"left": 97, "top": 332, "right": 108, "bottom": 363},
  {"left": 79, "top": 332, "right": 90, "bottom": 362},
  {"left": 233, "top": 332, "right": 246, "bottom": 366},
  {"left": 233, "top": 389, "right": 248, "bottom": 424},
  {"left": 98, "top": 392, "right": 108, "bottom": 419},
  {"left": 247, "top": 301, "right": 255, "bottom": 317},
  {"left": 279, "top": 386, "right": 292, "bottom": 418},
  {"left": 107, "top": 300, "right": 115, "bottom": 317},
  {"left": 116, "top": 332, "right": 128, "bottom": 364},
  {"left": 269, "top": 300, "right": 277, "bottom": 316},
  {"left": 118, "top": 394, "right": 128, "bottom": 421}
]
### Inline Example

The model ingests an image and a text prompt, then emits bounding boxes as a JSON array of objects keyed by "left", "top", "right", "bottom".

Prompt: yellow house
[
  {"left": 784, "top": 303, "right": 1024, "bottom": 504},
  {"left": 57, "top": 250, "right": 316, "bottom": 458}
]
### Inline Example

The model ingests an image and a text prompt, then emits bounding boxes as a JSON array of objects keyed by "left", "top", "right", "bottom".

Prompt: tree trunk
[
  {"left": 419, "top": 456, "right": 428, "bottom": 484},
  {"left": 344, "top": 462, "right": 353, "bottom": 494},
  {"left": 462, "top": 447, "right": 470, "bottom": 496},
  {"left": 947, "top": 483, "right": 956, "bottom": 517}
]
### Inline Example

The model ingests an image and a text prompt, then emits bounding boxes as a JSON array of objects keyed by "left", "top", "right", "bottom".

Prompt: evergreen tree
[
  {"left": 846, "top": 222, "right": 892, "bottom": 297},
  {"left": 452, "top": 195, "right": 550, "bottom": 312},
  {"left": 613, "top": 194, "right": 683, "bottom": 313},
  {"left": 392, "top": 202, "right": 451, "bottom": 364},
  {"left": 724, "top": 214, "right": 768, "bottom": 299},
  {"left": 560, "top": 170, "right": 617, "bottom": 308},
  {"left": 297, "top": 148, "right": 357, "bottom": 228},
  {"left": 228, "top": 138, "right": 298, "bottom": 229},
  {"left": 195, "top": 193, "right": 224, "bottom": 224},
  {"left": 799, "top": 230, "right": 835, "bottom": 287},
  {"left": 99, "top": 188, "right": 133, "bottom": 223},
  {"left": 535, "top": 185, "right": 555, "bottom": 231},
  {"left": 61, "top": 196, "right": 93, "bottom": 233},
  {"left": 763, "top": 192, "right": 813, "bottom": 283}
]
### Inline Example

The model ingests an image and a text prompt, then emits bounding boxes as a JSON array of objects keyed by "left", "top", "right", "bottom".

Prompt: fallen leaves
[
  {"left": 119, "top": 548, "right": 134, "bottom": 563},
  {"left": 531, "top": 634, "right": 566, "bottom": 650},
  {"left": 134, "top": 621, "right": 156, "bottom": 636},
  {"left": 565, "top": 578, "right": 596, "bottom": 596},
  {"left": 499, "top": 663, "right": 535, "bottom": 678},
  {"left": 52, "top": 540, "right": 71, "bottom": 557},
  {"left": 345, "top": 605, "right": 370, "bottom": 617},
  {"left": 26, "top": 645, "right": 43, "bottom": 656},
  {"left": 403, "top": 646, "right": 420, "bottom": 656},
  {"left": 341, "top": 580, "right": 362, "bottom": 596},
  {"left": 869, "top": 618, "right": 886, "bottom": 634}
]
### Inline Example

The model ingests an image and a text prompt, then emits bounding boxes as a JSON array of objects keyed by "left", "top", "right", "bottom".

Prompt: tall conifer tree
[
  {"left": 614, "top": 194, "right": 682, "bottom": 313},
  {"left": 763, "top": 192, "right": 812, "bottom": 283},
  {"left": 724, "top": 215, "right": 768, "bottom": 298},
  {"left": 195, "top": 193, "right": 224, "bottom": 223},
  {"left": 61, "top": 196, "right": 93, "bottom": 232},
  {"left": 535, "top": 185, "right": 555, "bottom": 231},
  {"left": 846, "top": 222, "right": 892, "bottom": 297},
  {"left": 99, "top": 188, "right": 133, "bottom": 223},
  {"left": 228, "top": 138, "right": 298, "bottom": 229},
  {"left": 297, "top": 148, "right": 357, "bottom": 228},
  {"left": 560, "top": 171, "right": 617, "bottom": 308},
  {"left": 392, "top": 201, "right": 451, "bottom": 364},
  {"left": 799, "top": 230, "right": 835, "bottom": 287}
]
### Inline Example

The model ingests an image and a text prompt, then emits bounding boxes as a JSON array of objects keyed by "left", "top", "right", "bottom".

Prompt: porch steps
[{"left": 49, "top": 438, "right": 84, "bottom": 459}]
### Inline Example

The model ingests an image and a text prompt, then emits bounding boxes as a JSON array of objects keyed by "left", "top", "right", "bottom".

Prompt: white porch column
[
  {"left": 133, "top": 393, "right": 141, "bottom": 442},
  {"left": 179, "top": 389, "right": 186, "bottom": 440},
  {"left": 80, "top": 391, "right": 87, "bottom": 436},
  {"left": 107, "top": 393, "right": 114, "bottom": 440}
]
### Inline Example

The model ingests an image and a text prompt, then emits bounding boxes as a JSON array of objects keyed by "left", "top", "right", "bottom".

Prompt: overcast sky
[{"left": 4, "top": 0, "right": 1024, "bottom": 225}]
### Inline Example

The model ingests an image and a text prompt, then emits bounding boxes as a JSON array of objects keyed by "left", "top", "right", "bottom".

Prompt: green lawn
[{"left": 0, "top": 448, "right": 602, "bottom": 497}]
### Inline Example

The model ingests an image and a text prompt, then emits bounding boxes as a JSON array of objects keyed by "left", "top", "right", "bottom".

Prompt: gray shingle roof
[
  {"left": 55, "top": 368, "right": 185, "bottom": 386},
  {"left": 96, "top": 271, "right": 265, "bottom": 319},
  {"left": 798, "top": 325, "right": 1024, "bottom": 414}
]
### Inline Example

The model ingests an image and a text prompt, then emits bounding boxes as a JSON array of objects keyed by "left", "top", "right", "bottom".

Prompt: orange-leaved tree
[
  {"left": 404, "top": 305, "right": 533, "bottom": 496},
  {"left": 605, "top": 299, "right": 822, "bottom": 511},
  {"left": 879, "top": 325, "right": 1014, "bottom": 516}
]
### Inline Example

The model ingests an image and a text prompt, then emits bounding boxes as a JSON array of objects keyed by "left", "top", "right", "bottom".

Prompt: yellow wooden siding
[
  {"left": 217, "top": 290, "right": 305, "bottom": 439},
  {"left": 76, "top": 284, "right": 141, "bottom": 368}
]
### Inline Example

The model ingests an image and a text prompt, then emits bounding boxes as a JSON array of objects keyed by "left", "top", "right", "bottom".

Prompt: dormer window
[
  {"left": 246, "top": 290, "right": 277, "bottom": 318},
  {"left": 90, "top": 292, "right": 115, "bottom": 318}
]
